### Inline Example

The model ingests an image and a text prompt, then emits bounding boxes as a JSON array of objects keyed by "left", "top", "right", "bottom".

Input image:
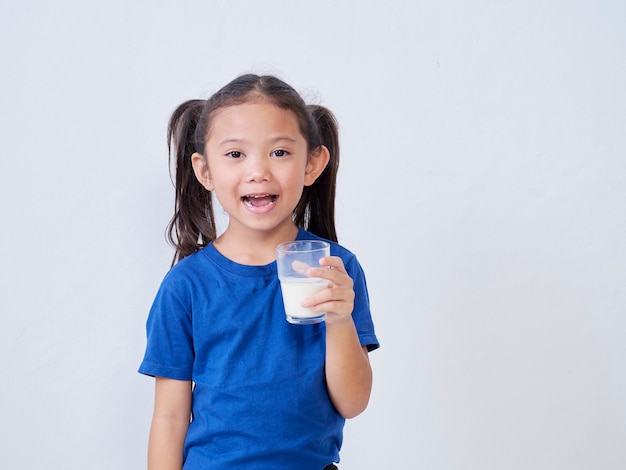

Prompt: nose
[{"left": 245, "top": 155, "right": 271, "bottom": 183}]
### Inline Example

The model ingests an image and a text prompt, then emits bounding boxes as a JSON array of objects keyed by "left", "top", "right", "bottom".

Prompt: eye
[
  {"left": 226, "top": 151, "right": 243, "bottom": 159},
  {"left": 271, "top": 149, "right": 289, "bottom": 157}
]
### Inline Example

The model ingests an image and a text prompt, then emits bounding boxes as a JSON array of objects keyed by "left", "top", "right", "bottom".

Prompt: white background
[{"left": 1, "top": 1, "right": 625, "bottom": 468}]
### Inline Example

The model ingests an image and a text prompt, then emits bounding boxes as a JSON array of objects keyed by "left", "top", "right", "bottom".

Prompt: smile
[{"left": 242, "top": 193, "right": 278, "bottom": 208}]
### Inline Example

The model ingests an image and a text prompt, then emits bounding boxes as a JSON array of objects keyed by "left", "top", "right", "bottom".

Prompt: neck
[{"left": 213, "top": 224, "right": 299, "bottom": 266}]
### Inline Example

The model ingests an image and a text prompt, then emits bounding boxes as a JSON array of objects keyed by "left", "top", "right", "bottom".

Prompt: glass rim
[{"left": 276, "top": 239, "right": 330, "bottom": 254}]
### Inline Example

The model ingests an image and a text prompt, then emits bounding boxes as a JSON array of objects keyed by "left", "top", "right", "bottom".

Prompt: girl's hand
[{"left": 301, "top": 256, "right": 355, "bottom": 325}]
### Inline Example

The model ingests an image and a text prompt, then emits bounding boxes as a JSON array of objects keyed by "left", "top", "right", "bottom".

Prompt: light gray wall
[{"left": 1, "top": 1, "right": 624, "bottom": 468}]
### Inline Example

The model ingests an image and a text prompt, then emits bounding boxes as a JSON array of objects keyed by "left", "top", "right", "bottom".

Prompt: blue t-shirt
[{"left": 139, "top": 228, "right": 379, "bottom": 468}]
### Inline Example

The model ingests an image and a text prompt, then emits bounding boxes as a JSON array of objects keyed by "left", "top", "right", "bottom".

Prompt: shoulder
[{"left": 157, "top": 246, "right": 215, "bottom": 295}]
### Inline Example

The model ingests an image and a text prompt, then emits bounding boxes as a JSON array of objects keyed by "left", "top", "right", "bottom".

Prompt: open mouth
[{"left": 242, "top": 193, "right": 278, "bottom": 208}]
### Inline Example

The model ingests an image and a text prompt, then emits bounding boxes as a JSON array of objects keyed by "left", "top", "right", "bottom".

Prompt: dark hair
[{"left": 166, "top": 74, "right": 340, "bottom": 265}]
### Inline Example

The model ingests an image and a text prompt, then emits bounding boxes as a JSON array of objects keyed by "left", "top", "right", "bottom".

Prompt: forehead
[{"left": 207, "top": 101, "right": 303, "bottom": 144}]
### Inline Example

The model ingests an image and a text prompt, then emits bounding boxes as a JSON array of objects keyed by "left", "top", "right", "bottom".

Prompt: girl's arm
[
  {"left": 325, "top": 321, "right": 372, "bottom": 418},
  {"left": 303, "top": 257, "right": 373, "bottom": 419},
  {"left": 148, "top": 377, "right": 192, "bottom": 470}
]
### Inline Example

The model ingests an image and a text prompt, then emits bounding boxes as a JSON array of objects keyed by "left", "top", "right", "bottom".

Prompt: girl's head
[{"left": 167, "top": 74, "right": 340, "bottom": 264}]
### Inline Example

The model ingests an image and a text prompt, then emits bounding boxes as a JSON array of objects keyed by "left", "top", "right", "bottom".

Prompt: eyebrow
[{"left": 218, "top": 136, "right": 298, "bottom": 146}]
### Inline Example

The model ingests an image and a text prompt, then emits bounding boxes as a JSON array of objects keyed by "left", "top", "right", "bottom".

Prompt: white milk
[{"left": 279, "top": 277, "right": 327, "bottom": 319}]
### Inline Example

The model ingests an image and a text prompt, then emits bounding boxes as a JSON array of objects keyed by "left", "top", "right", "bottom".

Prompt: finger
[
  {"left": 291, "top": 260, "right": 311, "bottom": 275},
  {"left": 302, "top": 286, "right": 355, "bottom": 311},
  {"left": 304, "top": 297, "right": 351, "bottom": 315},
  {"left": 319, "top": 256, "right": 347, "bottom": 273},
  {"left": 307, "top": 257, "right": 350, "bottom": 283},
  {"left": 307, "top": 266, "right": 352, "bottom": 288}
]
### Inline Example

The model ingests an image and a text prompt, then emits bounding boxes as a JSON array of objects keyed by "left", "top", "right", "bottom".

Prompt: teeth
[{"left": 243, "top": 194, "right": 275, "bottom": 199}]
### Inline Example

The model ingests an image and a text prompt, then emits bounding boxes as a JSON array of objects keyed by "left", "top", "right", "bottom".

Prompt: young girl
[{"left": 139, "top": 74, "right": 379, "bottom": 469}]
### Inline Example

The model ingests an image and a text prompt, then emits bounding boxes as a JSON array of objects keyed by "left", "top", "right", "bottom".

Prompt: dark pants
[{"left": 323, "top": 465, "right": 338, "bottom": 470}]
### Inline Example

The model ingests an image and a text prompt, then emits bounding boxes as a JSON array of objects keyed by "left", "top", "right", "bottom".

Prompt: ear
[
  {"left": 304, "top": 145, "right": 330, "bottom": 186},
  {"left": 191, "top": 152, "right": 214, "bottom": 191}
]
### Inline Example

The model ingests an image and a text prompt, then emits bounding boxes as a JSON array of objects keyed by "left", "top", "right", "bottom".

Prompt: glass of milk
[{"left": 276, "top": 240, "right": 330, "bottom": 324}]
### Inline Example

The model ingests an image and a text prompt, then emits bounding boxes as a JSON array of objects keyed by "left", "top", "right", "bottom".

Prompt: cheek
[
  {"left": 283, "top": 161, "right": 309, "bottom": 185},
  {"left": 206, "top": 161, "right": 235, "bottom": 187},
  {"left": 285, "top": 172, "right": 307, "bottom": 191}
]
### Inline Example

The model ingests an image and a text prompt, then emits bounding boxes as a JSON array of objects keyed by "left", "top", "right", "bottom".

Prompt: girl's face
[{"left": 192, "top": 100, "right": 328, "bottom": 240}]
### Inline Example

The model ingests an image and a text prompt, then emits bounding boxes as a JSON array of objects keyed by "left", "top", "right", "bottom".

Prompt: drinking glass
[{"left": 276, "top": 240, "right": 330, "bottom": 324}]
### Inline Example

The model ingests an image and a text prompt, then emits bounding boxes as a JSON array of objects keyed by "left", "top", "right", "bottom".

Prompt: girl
[{"left": 139, "top": 74, "right": 379, "bottom": 469}]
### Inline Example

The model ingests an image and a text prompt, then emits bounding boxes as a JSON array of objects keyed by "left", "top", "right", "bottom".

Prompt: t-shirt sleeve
[
  {"left": 344, "top": 254, "right": 380, "bottom": 352},
  {"left": 138, "top": 273, "right": 195, "bottom": 380}
]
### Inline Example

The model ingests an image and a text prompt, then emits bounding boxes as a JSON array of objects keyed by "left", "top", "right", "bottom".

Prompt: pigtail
[
  {"left": 294, "top": 105, "right": 339, "bottom": 243},
  {"left": 166, "top": 99, "right": 216, "bottom": 265}
]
